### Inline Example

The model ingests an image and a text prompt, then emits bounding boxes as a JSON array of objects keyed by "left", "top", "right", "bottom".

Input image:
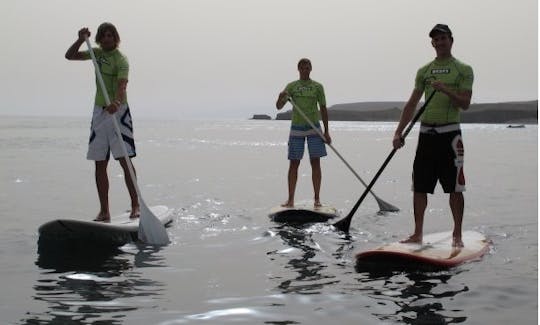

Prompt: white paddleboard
[
  {"left": 355, "top": 230, "right": 490, "bottom": 271},
  {"left": 269, "top": 202, "right": 339, "bottom": 223},
  {"left": 38, "top": 205, "right": 173, "bottom": 248}
]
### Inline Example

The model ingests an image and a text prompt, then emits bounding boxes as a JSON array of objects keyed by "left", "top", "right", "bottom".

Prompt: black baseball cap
[{"left": 429, "top": 24, "right": 452, "bottom": 37}]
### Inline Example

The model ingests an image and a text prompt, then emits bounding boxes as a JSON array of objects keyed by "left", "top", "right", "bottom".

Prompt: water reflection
[
  {"left": 268, "top": 224, "right": 339, "bottom": 295},
  {"left": 266, "top": 221, "right": 471, "bottom": 324},
  {"left": 21, "top": 243, "right": 167, "bottom": 324},
  {"left": 356, "top": 269, "right": 469, "bottom": 324}
]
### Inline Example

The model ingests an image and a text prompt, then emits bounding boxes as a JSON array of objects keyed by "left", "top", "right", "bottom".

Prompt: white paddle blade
[{"left": 138, "top": 203, "right": 170, "bottom": 245}]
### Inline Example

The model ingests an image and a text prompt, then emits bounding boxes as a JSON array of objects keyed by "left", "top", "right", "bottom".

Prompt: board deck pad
[
  {"left": 269, "top": 202, "right": 339, "bottom": 223},
  {"left": 355, "top": 230, "right": 490, "bottom": 271},
  {"left": 38, "top": 205, "right": 173, "bottom": 250}
]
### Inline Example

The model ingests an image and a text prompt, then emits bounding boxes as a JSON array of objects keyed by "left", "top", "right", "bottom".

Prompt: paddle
[
  {"left": 288, "top": 98, "right": 399, "bottom": 212},
  {"left": 333, "top": 90, "right": 437, "bottom": 233},
  {"left": 84, "top": 37, "right": 170, "bottom": 245}
]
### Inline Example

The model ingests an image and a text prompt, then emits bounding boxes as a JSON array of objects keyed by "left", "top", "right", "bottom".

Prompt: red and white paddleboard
[{"left": 356, "top": 230, "right": 490, "bottom": 271}]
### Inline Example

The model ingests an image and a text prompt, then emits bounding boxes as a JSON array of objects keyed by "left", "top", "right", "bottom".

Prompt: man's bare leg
[
  {"left": 282, "top": 160, "right": 300, "bottom": 207},
  {"left": 94, "top": 160, "right": 110, "bottom": 222},
  {"left": 401, "top": 192, "right": 427, "bottom": 243},
  {"left": 119, "top": 157, "right": 140, "bottom": 219},
  {"left": 310, "top": 158, "right": 322, "bottom": 207},
  {"left": 449, "top": 192, "right": 464, "bottom": 247}
]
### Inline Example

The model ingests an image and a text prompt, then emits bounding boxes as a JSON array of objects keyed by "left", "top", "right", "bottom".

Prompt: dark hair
[
  {"left": 429, "top": 24, "right": 452, "bottom": 38},
  {"left": 95, "top": 22, "right": 121, "bottom": 47},
  {"left": 297, "top": 58, "right": 312, "bottom": 69}
]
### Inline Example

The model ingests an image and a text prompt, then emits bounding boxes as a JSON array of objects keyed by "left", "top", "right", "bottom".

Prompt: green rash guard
[
  {"left": 414, "top": 57, "right": 474, "bottom": 124},
  {"left": 82, "top": 48, "right": 129, "bottom": 107},
  {"left": 285, "top": 79, "right": 326, "bottom": 127}
]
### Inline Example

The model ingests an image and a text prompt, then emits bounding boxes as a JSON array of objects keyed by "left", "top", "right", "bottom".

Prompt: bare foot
[
  {"left": 452, "top": 237, "right": 464, "bottom": 248},
  {"left": 400, "top": 234, "right": 422, "bottom": 244},
  {"left": 129, "top": 206, "right": 140, "bottom": 219},
  {"left": 314, "top": 200, "right": 322, "bottom": 208},
  {"left": 281, "top": 200, "right": 294, "bottom": 208},
  {"left": 93, "top": 213, "right": 110, "bottom": 222}
]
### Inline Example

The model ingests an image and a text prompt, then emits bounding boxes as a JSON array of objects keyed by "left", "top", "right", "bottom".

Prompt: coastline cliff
[{"left": 272, "top": 100, "right": 538, "bottom": 124}]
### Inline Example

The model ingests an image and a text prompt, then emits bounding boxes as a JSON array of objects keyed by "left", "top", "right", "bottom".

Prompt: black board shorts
[{"left": 412, "top": 124, "right": 465, "bottom": 194}]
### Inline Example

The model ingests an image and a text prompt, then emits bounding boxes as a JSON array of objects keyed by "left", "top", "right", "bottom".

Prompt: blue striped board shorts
[
  {"left": 87, "top": 104, "right": 136, "bottom": 161},
  {"left": 287, "top": 124, "right": 327, "bottom": 160}
]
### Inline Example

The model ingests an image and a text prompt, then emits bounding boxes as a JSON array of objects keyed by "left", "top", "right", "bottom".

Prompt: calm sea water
[{"left": 0, "top": 116, "right": 537, "bottom": 324}]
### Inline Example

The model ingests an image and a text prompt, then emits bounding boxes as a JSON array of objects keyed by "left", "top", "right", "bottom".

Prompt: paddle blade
[
  {"left": 333, "top": 215, "right": 352, "bottom": 233},
  {"left": 376, "top": 199, "right": 400, "bottom": 213},
  {"left": 138, "top": 203, "right": 170, "bottom": 245}
]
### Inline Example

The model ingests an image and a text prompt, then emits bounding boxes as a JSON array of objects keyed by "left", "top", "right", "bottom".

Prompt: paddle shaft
[
  {"left": 333, "top": 90, "right": 437, "bottom": 232},
  {"left": 287, "top": 98, "right": 397, "bottom": 211}
]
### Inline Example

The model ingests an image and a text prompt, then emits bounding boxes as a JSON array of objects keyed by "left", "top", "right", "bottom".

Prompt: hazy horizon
[{"left": 1, "top": 0, "right": 537, "bottom": 119}]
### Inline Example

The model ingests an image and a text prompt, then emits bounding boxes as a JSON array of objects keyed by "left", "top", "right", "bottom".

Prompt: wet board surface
[
  {"left": 355, "top": 230, "right": 490, "bottom": 271},
  {"left": 38, "top": 205, "right": 173, "bottom": 249},
  {"left": 269, "top": 203, "right": 339, "bottom": 223}
]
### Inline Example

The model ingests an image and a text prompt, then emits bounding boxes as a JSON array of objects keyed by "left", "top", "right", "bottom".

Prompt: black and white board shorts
[
  {"left": 412, "top": 123, "right": 465, "bottom": 194},
  {"left": 87, "top": 104, "right": 136, "bottom": 161}
]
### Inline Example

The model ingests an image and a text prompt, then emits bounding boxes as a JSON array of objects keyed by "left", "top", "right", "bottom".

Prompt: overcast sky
[{"left": 1, "top": 0, "right": 537, "bottom": 119}]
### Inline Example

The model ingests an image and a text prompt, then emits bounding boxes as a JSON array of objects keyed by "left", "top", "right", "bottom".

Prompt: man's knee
[
  {"left": 95, "top": 160, "right": 108, "bottom": 171},
  {"left": 449, "top": 192, "right": 464, "bottom": 201},
  {"left": 289, "top": 160, "right": 301, "bottom": 169}
]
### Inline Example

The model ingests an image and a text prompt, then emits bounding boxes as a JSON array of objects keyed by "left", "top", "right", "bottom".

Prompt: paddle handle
[{"left": 84, "top": 38, "right": 144, "bottom": 205}]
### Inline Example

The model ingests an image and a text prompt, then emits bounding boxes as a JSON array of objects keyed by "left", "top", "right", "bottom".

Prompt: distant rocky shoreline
[{"left": 252, "top": 100, "right": 538, "bottom": 124}]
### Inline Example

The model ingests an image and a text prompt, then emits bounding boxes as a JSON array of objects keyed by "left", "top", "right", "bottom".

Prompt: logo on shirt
[
  {"left": 296, "top": 86, "right": 312, "bottom": 92},
  {"left": 431, "top": 68, "right": 450, "bottom": 74},
  {"left": 293, "top": 86, "right": 314, "bottom": 97},
  {"left": 98, "top": 57, "right": 110, "bottom": 66}
]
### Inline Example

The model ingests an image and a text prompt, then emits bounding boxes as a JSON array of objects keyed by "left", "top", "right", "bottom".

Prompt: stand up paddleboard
[
  {"left": 269, "top": 203, "right": 339, "bottom": 223},
  {"left": 38, "top": 205, "right": 173, "bottom": 249},
  {"left": 355, "top": 230, "right": 490, "bottom": 272}
]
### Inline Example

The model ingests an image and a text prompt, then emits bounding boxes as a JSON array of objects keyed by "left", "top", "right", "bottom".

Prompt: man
[
  {"left": 392, "top": 24, "right": 474, "bottom": 247},
  {"left": 65, "top": 23, "right": 139, "bottom": 222},
  {"left": 276, "top": 58, "right": 331, "bottom": 208}
]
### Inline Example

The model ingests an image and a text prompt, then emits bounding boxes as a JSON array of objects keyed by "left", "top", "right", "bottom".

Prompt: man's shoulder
[
  {"left": 112, "top": 49, "right": 129, "bottom": 69},
  {"left": 103, "top": 48, "right": 127, "bottom": 61},
  {"left": 304, "top": 79, "right": 322, "bottom": 86},
  {"left": 113, "top": 49, "right": 128, "bottom": 60},
  {"left": 416, "top": 60, "right": 435, "bottom": 75},
  {"left": 286, "top": 80, "right": 299, "bottom": 87},
  {"left": 451, "top": 57, "right": 473, "bottom": 71},
  {"left": 309, "top": 79, "right": 324, "bottom": 88}
]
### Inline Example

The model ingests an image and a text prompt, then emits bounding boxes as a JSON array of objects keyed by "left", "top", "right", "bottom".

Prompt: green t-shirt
[
  {"left": 285, "top": 79, "right": 326, "bottom": 126},
  {"left": 82, "top": 48, "right": 129, "bottom": 106},
  {"left": 414, "top": 57, "right": 474, "bottom": 124}
]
